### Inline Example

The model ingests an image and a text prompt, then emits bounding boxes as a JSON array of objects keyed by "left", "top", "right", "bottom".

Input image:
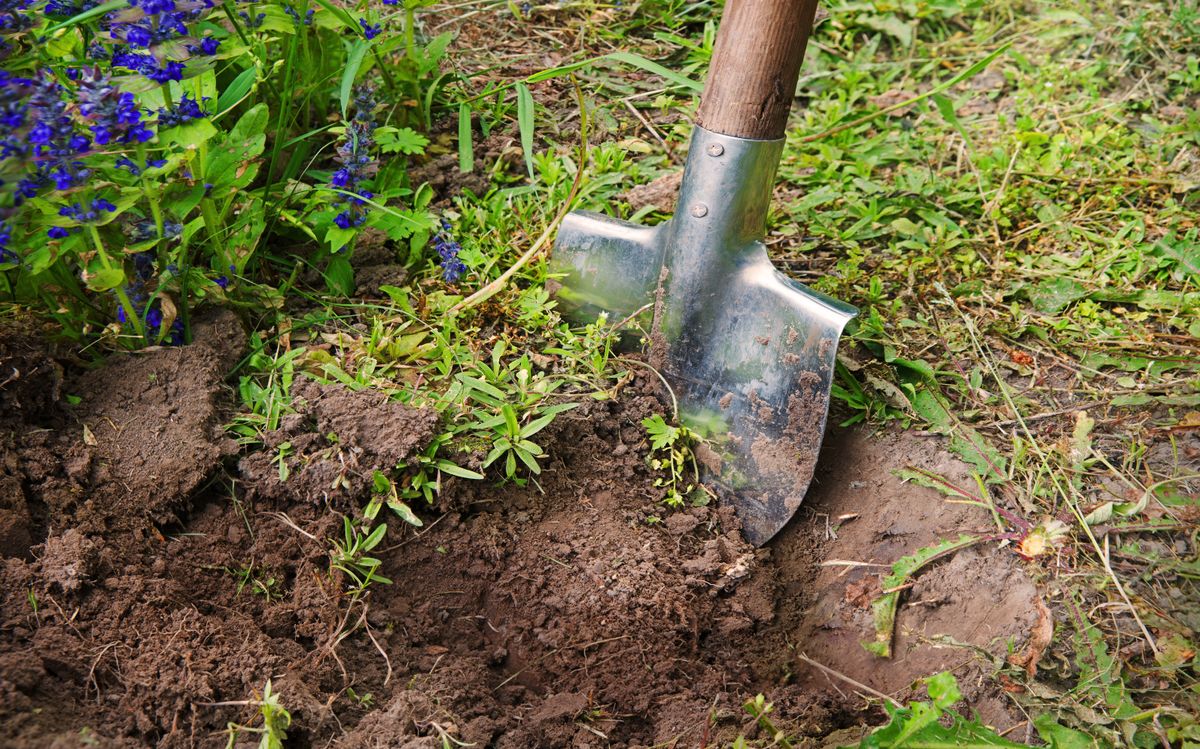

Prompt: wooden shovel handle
[{"left": 696, "top": 0, "right": 820, "bottom": 140}]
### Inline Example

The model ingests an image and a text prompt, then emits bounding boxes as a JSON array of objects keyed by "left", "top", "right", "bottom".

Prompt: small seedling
[
  {"left": 642, "top": 414, "right": 702, "bottom": 507},
  {"left": 224, "top": 680, "right": 291, "bottom": 749},
  {"left": 272, "top": 442, "right": 294, "bottom": 483},
  {"left": 329, "top": 517, "right": 392, "bottom": 593},
  {"left": 226, "top": 564, "right": 284, "bottom": 602}
]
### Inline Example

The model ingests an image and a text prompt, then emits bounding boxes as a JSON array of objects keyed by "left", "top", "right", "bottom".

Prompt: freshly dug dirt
[{"left": 0, "top": 320, "right": 1042, "bottom": 748}]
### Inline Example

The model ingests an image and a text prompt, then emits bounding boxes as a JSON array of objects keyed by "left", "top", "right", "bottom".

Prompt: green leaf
[
  {"left": 456, "top": 374, "right": 507, "bottom": 403},
  {"left": 1155, "top": 236, "right": 1200, "bottom": 280},
  {"left": 435, "top": 460, "right": 485, "bottom": 480},
  {"left": 520, "top": 411, "right": 558, "bottom": 439},
  {"left": 604, "top": 51, "right": 703, "bottom": 92},
  {"left": 925, "top": 672, "right": 962, "bottom": 709},
  {"left": 502, "top": 404, "right": 520, "bottom": 436},
  {"left": 1028, "top": 277, "right": 1090, "bottom": 313},
  {"left": 516, "top": 82, "right": 536, "bottom": 179},
  {"left": 340, "top": 39, "right": 373, "bottom": 119},
  {"left": 160, "top": 118, "right": 218, "bottom": 149},
  {"left": 514, "top": 447, "right": 542, "bottom": 474},
  {"left": 325, "top": 256, "right": 354, "bottom": 296},
  {"left": 482, "top": 443, "right": 507, "bottom": 469},
  {"left": 372, "top": 470, "right": 391, "bottom": 494},
  {"left": 361, "top": 523, "right": 387, "bottom": 551},
  {"left": 310, "top": 0, "right": 362, "bottom": 34},
  {"left": 863, "top": 534, "right": 983, "bottom": 658},
  {"left": 216, "top": 67, "right": 258, "bottom": 116},
  {"left": 907, "top": 386, "right": 1007, "bottom": 480},
  {"left": 377, "top": 126, "right": 430, "bottom": 155},
  {"left": 45, "top": 0, "right": 127, "bottom": 31},
  {"left": 86, "top": 268, "right": 126, "bottom": 292},
  {"left": 932, "top": 92, "right": 965, "bottom": 136},
  {"left": 458, "top": 102, "right": 473, "bottom": 173},
  {"left": 1034, "top": 714, "right": 1100, "bottom": 749},
  {"left": 860, "top": 13, "right": 914, "bottom": 46},
  {"left": 387, "top": 498, "right": 424, "bottom": 526}
]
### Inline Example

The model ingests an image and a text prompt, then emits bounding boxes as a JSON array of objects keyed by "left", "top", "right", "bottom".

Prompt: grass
[{"left": 220, "top": 0, "right": 1198, "bottom": 744}]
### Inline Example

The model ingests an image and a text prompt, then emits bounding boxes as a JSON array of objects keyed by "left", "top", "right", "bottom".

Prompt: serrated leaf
[
  {"left": 925, "top": 672, "right": 962, "bottom": 709},
  {"left": 378, "top": 126, "right": 430, "bottom": 155},
  {"left": 864, "top": 534, "right": 983, "bottom": 658}
]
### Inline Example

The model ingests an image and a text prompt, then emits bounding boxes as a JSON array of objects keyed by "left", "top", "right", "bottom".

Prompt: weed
[
  {"left": 224, "top": 680, "right": 291, "bottom": 749},
  {"left": 329, "top": 517, "right": 392, "bottom": 594},
  {"left": 226, "top": 564, "right": 284, "bottom": 603},
  {"left": 642, "top": 413, "right": 704, "bottom": 508}
]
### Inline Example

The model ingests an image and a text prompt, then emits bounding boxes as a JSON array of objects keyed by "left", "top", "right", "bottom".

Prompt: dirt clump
[
  {"left": 15, "top": 309, "right": 247, "bottom": 534},
  {"left": 238, "top": 378, "right": 438, "bottom": 508}
]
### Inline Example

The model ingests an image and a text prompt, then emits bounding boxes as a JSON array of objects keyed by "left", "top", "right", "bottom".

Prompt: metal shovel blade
[{"left": 553, "top": 126, "right": 857, "bottom": 546}]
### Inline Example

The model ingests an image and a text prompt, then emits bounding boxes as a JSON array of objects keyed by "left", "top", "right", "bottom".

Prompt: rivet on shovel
[{"left": 552, "top": 0, "right": 858, "bottom": 546}]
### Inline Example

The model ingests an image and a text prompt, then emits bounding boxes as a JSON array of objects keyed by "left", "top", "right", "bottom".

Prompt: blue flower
[
  {"left": 327, "top": 87, "right": 379, "bottom": 234},
  {"left": 215, "top": 275, "right": 229, "bottom": 289},
  {"left": 157, "top": 94, "right": 208, "bottom": 128},
  {"left": 359, "top": 18, "right": 382, "bottom": 39},
  {"left": 47, "top": 226, "right": 70, "bottom": 238},
  {"left": 433, "top": 225, "right": 466, "bottom": 282}
]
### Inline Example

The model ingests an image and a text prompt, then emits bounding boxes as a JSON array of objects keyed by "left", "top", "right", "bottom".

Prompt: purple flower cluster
[
  {"left": 359, "top": 18, "right": 381, "bottom": 39},
  {"left": 156, "top": 94, "right": 208, "bottom": 128},
  {"left": 77, "top": 70, "right": 154, "bottom": 145},
  {"left": 2, "top": 74, "right": 92, "bottom": 202},
  {"left": 330, "top": 88, "right": 378, "bottom": 231},
  {"left": 433, "top": 220, "right": 466, "bottom": 282},
  {"left": 105, "top": 0, "right": 221, "bottom": 84}
]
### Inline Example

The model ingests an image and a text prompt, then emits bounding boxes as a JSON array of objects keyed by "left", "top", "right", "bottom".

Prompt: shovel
[{"left": 552, "top": 0, "right": 857, "bottom": 545}]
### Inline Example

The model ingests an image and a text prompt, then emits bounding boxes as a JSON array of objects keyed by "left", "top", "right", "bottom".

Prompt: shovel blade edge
[{"left": 664, "top": 247, "right": 857, "bottom": 545}]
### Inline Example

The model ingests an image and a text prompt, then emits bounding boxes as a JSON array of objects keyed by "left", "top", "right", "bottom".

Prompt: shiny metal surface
[{"left": 551, "top": 125, "right": 858, "bottom": 545}]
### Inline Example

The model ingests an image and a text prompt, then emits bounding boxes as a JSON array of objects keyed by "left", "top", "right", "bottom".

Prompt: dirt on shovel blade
[{"left": 0, "top": 316, "right": 1039, "bottom": 748}]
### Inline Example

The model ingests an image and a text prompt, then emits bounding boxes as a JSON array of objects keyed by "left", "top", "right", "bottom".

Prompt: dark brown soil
[{"left": 0, "top": 315, "right": 1041, "bottom": 748}]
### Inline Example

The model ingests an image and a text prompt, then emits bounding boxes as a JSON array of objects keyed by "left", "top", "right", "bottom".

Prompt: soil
[{"left": 0, "top": 315, "right": 1042, "bottom": 748}]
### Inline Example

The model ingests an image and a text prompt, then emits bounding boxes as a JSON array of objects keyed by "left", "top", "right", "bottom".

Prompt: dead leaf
[
  {"left": 1008, "top": 594, "right": 1054, "bottom": 677},
  {"left": 1009, "top": 349, "right": 1034, "bottom": 366},
  {"left": 844, "top": 575, "right": 882, "bottom": 608},
  {"left": 82, "top": 424, "right": 97, "bottom": 446}
]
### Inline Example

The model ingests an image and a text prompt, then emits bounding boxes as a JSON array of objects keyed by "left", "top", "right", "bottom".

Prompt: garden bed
[{"left": 0, "top": 319, "right": 1039, "bottom": 747}]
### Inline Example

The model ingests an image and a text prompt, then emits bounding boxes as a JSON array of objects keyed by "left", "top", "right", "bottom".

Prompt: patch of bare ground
[{"left": 0, "top": 316, "right": 1040, "bottom": 747}]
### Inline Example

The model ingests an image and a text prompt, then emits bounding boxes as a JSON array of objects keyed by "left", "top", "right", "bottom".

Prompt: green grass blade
[
  {"left": 216, "top": 67, "right": 258, "bottom": 116},
  {"left": 340, "top": 39, "right": 373, "bottom": 119},
  {"left": 603, "top": 51, "right": 703, "bottom": 92},
  {"left": 516, "top": 82, "right": 535, "bottom": 179},
  {"left": 458, "top": 102, "right": 474, "bottom": 173},
  {"left": 45, "top": 0, "right": 127, "bottom": 31}
]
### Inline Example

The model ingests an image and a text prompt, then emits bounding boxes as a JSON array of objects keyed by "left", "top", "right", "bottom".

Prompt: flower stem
[{"left": 88, "top": 226, "right": 145, "bottom": 339}]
